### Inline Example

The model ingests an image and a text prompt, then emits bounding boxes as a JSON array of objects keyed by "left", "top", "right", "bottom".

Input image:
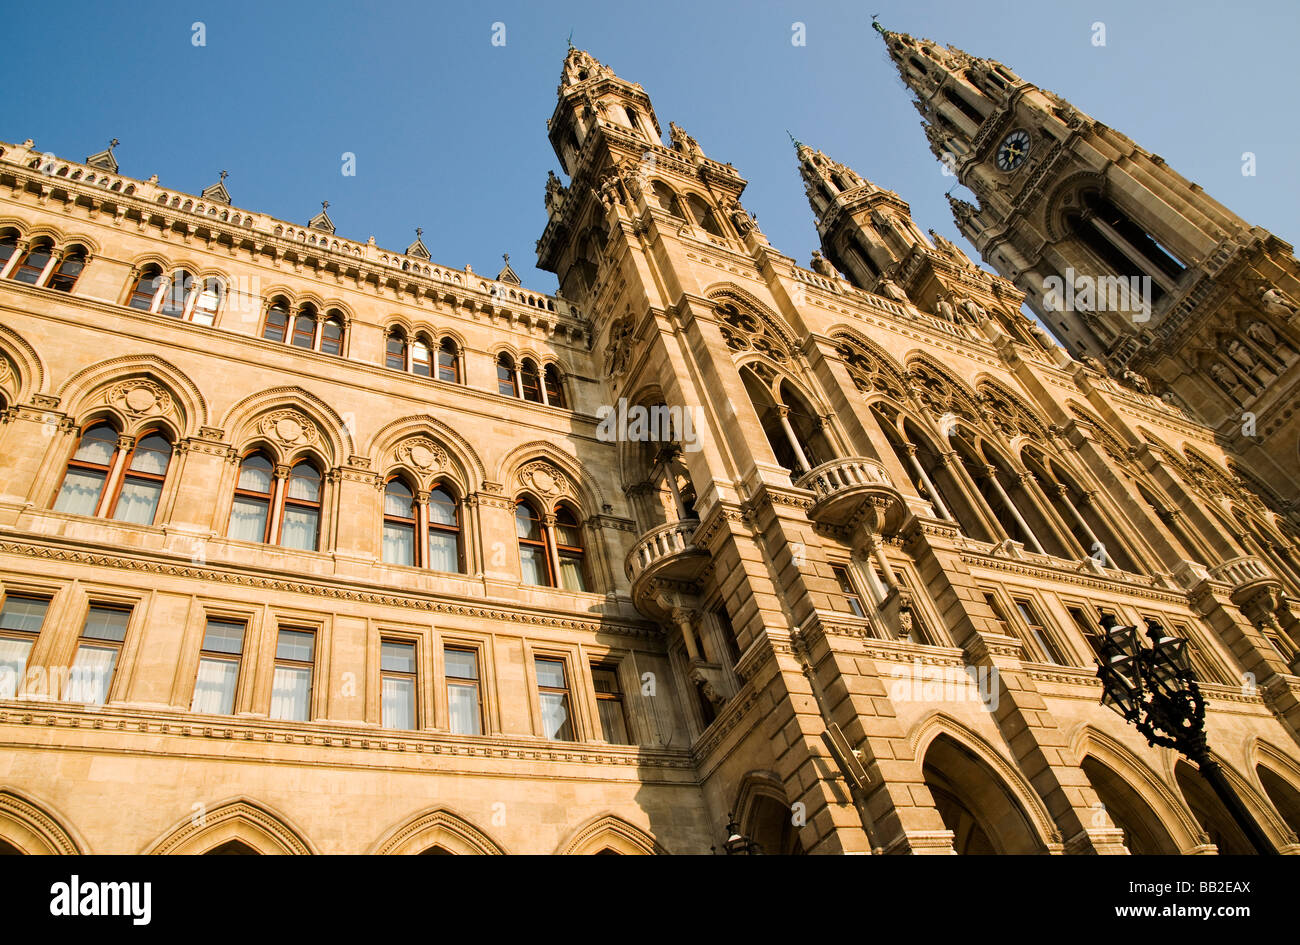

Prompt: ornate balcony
[
  {"left": 795, "top": 457, "right": 906, "bottom": 532},
  {"left": 625, "top": 519, "right": 710, "bottom": 615}
]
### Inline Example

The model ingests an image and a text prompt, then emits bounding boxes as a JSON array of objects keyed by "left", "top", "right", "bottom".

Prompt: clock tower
[{"left": 875, "top": 21, "right": 1300, "bottom": 503}]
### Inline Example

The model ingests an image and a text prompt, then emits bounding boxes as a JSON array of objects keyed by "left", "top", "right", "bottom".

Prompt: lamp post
[
  {"left": 1095, "top": 614, "right": 1278, "bottom": 854},
  {"left": 711, "top": 813, "right": 762, "bottom": 855}
]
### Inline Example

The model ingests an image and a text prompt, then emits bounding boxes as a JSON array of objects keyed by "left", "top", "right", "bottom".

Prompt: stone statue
[
  {"left": 544, "top": 170, "right": 566, "bottom": 213},
  {"left": 810, "top": 251, "right": 836, "bottom": 278},
  {"left": 935, "top": 298, "right": 956, "bottom": 322},
  {"left": 1246, "top": 320, "right": 1278, "bottom": 347},
  {"left": 603, "top": 314, "right": 636, "bottom": 378},
  {"left": 1259, "top": 286, "right": 1298, "bottom": 318},
  {"left": 1226, "top": 338, "right": 1256, "bottom": 371},
  {"left": 668, "top": 121, "right": 701, "bottom": 156},
  {"left": 878, "top": 277, "right": 910, "bottom": 304},
  {"left": 1209, "top": 361, "right": 1237, "bottom": 391},
  {"left": 1080, "top": 355, "right": 1106, "bottom": 375},
  {"left": 960, "top": 299, "right": 986, "bottom": 322},
  {"left": 724, "top": 198, "right": 755, "bottom": 236},
  {"left": 1121, "top": 369, "right": 1150, "bottom": 394}
]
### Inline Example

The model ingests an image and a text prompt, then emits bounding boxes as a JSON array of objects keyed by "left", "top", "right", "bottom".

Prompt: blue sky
[{"left": 2, "top": 0, "right": 1296, "bottom": 294}]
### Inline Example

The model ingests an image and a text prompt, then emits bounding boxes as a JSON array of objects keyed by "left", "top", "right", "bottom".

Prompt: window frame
[
  {"left": 106, "top": 426, "right": 174, "bottom": 525},
  {"left": 66, "top": 603, "right": 132, "bottom": 705},
  {"left": 0, "top": 593, "right": 51, "bottom": 700},
  {"left": 380, "top": 636, "right": 420, "bottom": 730},
  {"left": 1011, "top": 595, "right": 1068, "bottom": 665},
  {"left": 533, "top": 654, "right": 576, "bottom": 741},
  {"left": 443, "top": 644, "right": 483, "bottom": 736},
  {"left": 190, "top": 616, "right": 247, "bottom": 716},
  {"left": 269, "top": 626, "right": 316, "bottom": 722},
  {"left": 830, "top": 563, "right": 868, "bottom": 618},
  {"left": 590, "top": 661, "right": 630, "bottom": 745}
]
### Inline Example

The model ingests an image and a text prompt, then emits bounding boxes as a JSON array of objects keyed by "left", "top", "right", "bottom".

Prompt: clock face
[{"left": 996, "top": 129, "right": 1031, "bottom": 171}]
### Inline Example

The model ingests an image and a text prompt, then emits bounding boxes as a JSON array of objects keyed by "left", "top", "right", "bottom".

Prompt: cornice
[{"left": 0, "top": 536, "right": 660, "bottom": 640}]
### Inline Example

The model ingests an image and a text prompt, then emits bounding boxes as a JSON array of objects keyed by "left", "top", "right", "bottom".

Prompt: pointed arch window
[
  {"left": 411, "top": 336, "right": 432, "bottom": 377},
  {"left": 686, "top": 195, "right": 724, "bottom": 238},
  {"left": 520, "top": 358, "right": 543, "bottom": 403},
  {"left": 497, "top": 353, "right": 519, "bottom": 397},
  {"left": 553, "top": 505, "right": 588, "bottom": 591},
  {"left": 262, "top": 299, "right": 290, "bottom": 342},
  {"left": 280, "top": 461, "right": 322, "bottom": 551},
  {"left": 158, "top": 270, "right": 193, "bottom": 318},
  {"left": 651, "top": 182, "right": 683, "bottom": 218},
  {"left": 426, "top": 484, "right": 463, "bottom": 573},
  {"left": 290, "top": 306, "right": 317, "bottom": 349},
  {"left": 382, "top": 479, "right": 417, "bottom": 566},
  {"left": 320, "top": 312, "right": 345, "bottom": 356},
  {"left": 543, "top": 365, "right": 566, "bottom": 408},
  {"left": 228, "top": 453, "right": 275, "bottom": 543},
  {"left": 46, "top": 248, "right": 87, "bottom": 293},
  {"left": 10, "top": 241, "right": 54, "bottom": 285},
  {"left": 437, "top": 337, "right": 461, "bottom": 383},
  {"left": 0, "top": 234, "right": 17, "bottom": 274},
  {"left": 189, "top": 277, "right": 223, "bottom": 325},
  {"left": 112, "top": 430, "right": 173, "bottom": 524},
  {"left": 53, "top": 424, "right": 173, "bottom": 524},
  {"left": 516, "top": 500, "right": 551, "bottom": 586},
  {"left": 386, "top": 330, "right": 409, "bottom": 371},
  {"left": 53, "top": 424, "right": 120, "bottom": 517}
]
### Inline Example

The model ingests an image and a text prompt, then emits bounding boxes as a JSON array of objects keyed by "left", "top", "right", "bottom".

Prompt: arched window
[
  {"left": 46, "top": 248, "right": 86, "bottom": 293},
  {"left": 53, "top": 424, "right": 120, "bottom": 517},
  {"left": 520, "top": 358, "right": 543, "bottom": 403},
  {"left": 386, "top": 330, "right": 408, "bottom": 370},
  {"left": 281, "top": 461, "right": 322, "bottom": 551},
  {"left": 157, "top": 270, "right": 193, "bottom": 318},
  {"left": 497, "top": 353, "right": 518, "bottom": 397},
  {"left": 687, "top": 195, "right": 724, "bottom": 238},
  {"left": 437, "top": 338, "right": 460, "bottom": 383},
  {"left": 516, "top": 500, "right": 551, "bottom": 586},
  {"left": 544, "top": 365, "right": 566, "bottom": 408},
  {"left": 320, "top": 311, "right": 345, "bottom": 356},
  {"left": 189, "top": 277, "right": 222, "bottom": 325},
  {"left": 9, "top": 241, "right": 54, "bottom": 285},
  {"left": 382, "top": 479, "right": 417, "bottom": 566},
  {"left": 262, "top": 299, "right": 290, "bottom": 342},
  {"left": 228, "top": 453, "right": 275, "bottom": 543},
  {"left": 290, "top": 306, "right": 317, "bottom": 349},
  {"left": 553, "top": 505, "right": 588, "bottom": 591},
  {"left": 651, "top": 182, "right": 683, "bottom": 218},
  {"left": 0, "top": 234, "right": 17, "bottom": 274},
  {"left": 426, "top": 484, "right": 462, "bottom": 573},
  {"left": 127, "top": 266, "right": 165, "bottom": 310},
  {"left": 112, "top": 430, "right": 173, "bottom": 524},
  {"left": 411, "top": 336, "right": 432, "bottom": 377},
  {"left": 941, "top": 85, "right": 986, "bottom": 125}
]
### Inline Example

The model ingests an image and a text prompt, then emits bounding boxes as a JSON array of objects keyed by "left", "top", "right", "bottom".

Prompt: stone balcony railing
[
  {"left": 795, "top": 457, "right": 906, "bottom": 532},
  {"left": 626, "top": 518, "right": 706, "bottom": 581},
  {"left": 1208, "top": 555, "right": 1276, "bottom": 591}
]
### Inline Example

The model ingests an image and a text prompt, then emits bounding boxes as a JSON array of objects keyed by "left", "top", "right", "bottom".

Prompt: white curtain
[
  {"left": 270, "top": 666, "right": 311, "bottom": 721},
  {"left": 53, "top": 469, "right": 105, "bottom": 516},
  {"left": 191, "top": 656, "right": 239, "bottom": 714},
  {"left": 382, "top": 676, "right": 415, "bottom": 730},
  {"left": 67, "top": 644, "right": 117, "bottom": 704},
  {"left": 0, "top": 637, "right": 32, "bottom": 699},
  {"left": 112, "top": 480, "right": 162, "bottom": 525},
  {"left": 280, "top": 508, "right": 319, "bottom": 551},
  {"left": 227, "top": 497, "right": 268, "bottom": 542},
  {"left": 447, "top": 682, "right": 481, "bottom": 735}
]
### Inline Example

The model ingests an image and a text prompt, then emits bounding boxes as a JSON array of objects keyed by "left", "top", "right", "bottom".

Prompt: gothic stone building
[{"left": 0, "top": 35, "right": 1297, "bottom": 855}]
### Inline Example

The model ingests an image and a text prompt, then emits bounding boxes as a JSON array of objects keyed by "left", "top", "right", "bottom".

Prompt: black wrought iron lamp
[
  {"left": 1095, "top": 613, "right": 1277, "bottom": 854},
  {"left": 712, "top": 812, "right": 762, "bottom": 855}
]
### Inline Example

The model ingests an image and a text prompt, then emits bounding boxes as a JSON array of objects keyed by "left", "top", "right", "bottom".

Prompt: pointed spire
[
  {"left": 86, "top": 138, "right": 119, "bottom": 173},
  {"left": 201, "top": 169, "right": 231, "bottom": 205},
  {"left": 405, "top": 226, "right": 430, "bottom": 259},
  {"left": 308, "top": 200, "right": 336, "bottom": 234},
  {"left": 496, "top": 253, "right": 521, "bottom": 285}
]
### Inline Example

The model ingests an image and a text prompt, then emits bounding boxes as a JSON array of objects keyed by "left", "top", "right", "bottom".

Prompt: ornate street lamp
[
  {"left": 711, "top": 813, "right": 762, "bottom": 855},
  {"left": 1095, "top": 614, "right": 1278, "bottom": 854}
]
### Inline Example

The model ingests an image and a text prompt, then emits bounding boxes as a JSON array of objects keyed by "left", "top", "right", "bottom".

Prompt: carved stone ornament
[
  {"left": 604, "top": 314, "right": 636, "bottom": 378},
  {"left": 518, "top": 461, "right": 570, "bottom": 499},
  {"left": 397, "top": 437, "right": 447, "bottom": 473},
  {"left": 108, "top": 380, "right": 173, "bottom": 418},
  {"left": 259, "top": 409, "right": 318, "bottom": 449}
]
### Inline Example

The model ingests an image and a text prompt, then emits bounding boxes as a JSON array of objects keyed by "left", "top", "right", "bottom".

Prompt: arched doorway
[
  {"left": 205, "top": 840, "right": 258, "bottom": 855},
  {"left": 922, "top": 734, "right": 1046, "bottom": 854},
  {"left": 1080, "top": 756, "right": 1179, "bottom": 854},
  {"left": 742, "top": 794, "right": 804, "bottom": 855},
  {"left": 1256, "top": 765, "right": 1300, "bottom": 839},
  {"left": 1174, "top": 762, "right": 1252, "bottom": 854},
  {"left": 0, "top": 839, "right": 22, "bottom": 855}
]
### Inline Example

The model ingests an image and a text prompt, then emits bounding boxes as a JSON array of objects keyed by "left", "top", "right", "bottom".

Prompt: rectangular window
[
  {"left": 270, "top": 628, "right": 315, "bottom": 722},
  {"left": 381, "top": 639, "right": 417, "bottom": 730},
  {"left": 831, "top": 564, "right": 867, "bottom": 618},
  {"left": 715, "top": 607, "right": 741, "bottom": 666},
  {"left": 1067, "top": 606, "right": 1106, "bottom": 661},
  {"left": 982, "top": 591, "right": 1013, "bottom": 636},
  {"left": 1163, "top": 619, "right": 1230, "bottom": 686},
  {"left": 445, "top": 646, "right": 482, "bottom": 736},
  {"left": 66, "top": 604, "right": 130, "bottom": 704},
  {"left": 592, "top": 663, "right": 629, "bottom": 745},
  {"left": 191, "top": 618, "right": 245, "bottom": 715},
  {"left": 535, "top": 656, "right": 574, "bottom": 741},
  {"left": 0, "top": 595, "right": 49, "bottom": 699},
  {"left": 1013, "top": 598, "right": 1066, "bottom": 664},
  {"left": 895, "top": 570, "right": 935, "bottom": 645}
]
